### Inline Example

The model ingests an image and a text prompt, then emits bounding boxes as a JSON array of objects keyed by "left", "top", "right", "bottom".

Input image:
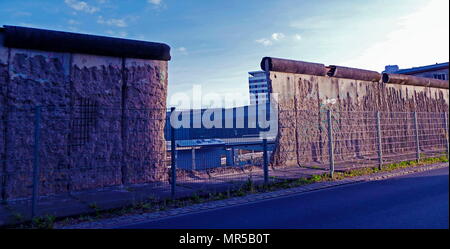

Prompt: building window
[
  {"left": 433, "top": 74, "right": 447, "bottom": 80},
  {"left": 249, "top": 79, "right": 267, "bottom": 83}
]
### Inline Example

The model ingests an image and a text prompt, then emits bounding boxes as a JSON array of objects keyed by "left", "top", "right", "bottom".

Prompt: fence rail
[
  {"left": 0, "top": 106, "right": 448, "bottom": 222},
  {"left": 274, "top": 109, "right": 448, "bottom": 172}
]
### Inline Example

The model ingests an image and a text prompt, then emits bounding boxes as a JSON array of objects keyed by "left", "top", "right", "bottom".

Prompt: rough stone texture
[
  {"left": 269, "top": 72, "right": 449, "bottom": 167},
  {"left": 0, "top": 42, "right": 168, "bottom": 200},
  {"left": 123, "top": 58, "right": 168, "bottom": 184},
  {"left": 0, "top": 34, "right": 7, "bottom": 105},
  {"left": 0, "top": 33, "right": 8, "bottom": 199},
  {"left": 69, "top": 54, "right": 124, "bottom": 191},
  {"left": 5, "top": 48, "right": 71, "bottom": 199}
]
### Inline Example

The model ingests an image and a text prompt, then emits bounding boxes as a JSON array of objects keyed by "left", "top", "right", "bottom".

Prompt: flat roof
[
  {"left": 249, "top": 71, "right": 265, "bottom": 76},
  {"left": 1, "top": 25, "right": 171, "bottom": 61},
  {"left": 176, "top": 139, "right": 225, "bottom": 147},
  {"left": 395, "top": 62, "right": 448, "bottom": 75}
]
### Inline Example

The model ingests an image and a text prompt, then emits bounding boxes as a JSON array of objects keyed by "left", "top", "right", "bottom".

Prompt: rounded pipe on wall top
[
  {"left": 327, "top": 65, "right": 382, "bottom": 82},
  {"left": 260, "top": 57, "right": 328, "bottom": 76},
  {"left": 260, "top": 57, "right": 382, "bottom": 82},
  {"left": 382, "top": 73, "right": 449, "bottom": 89},
  {"left": 260, "top": 56, "right": 449, "bottom": 89},
  {"left": 2, "top": 25, "right": 171, "bottom": 61}
]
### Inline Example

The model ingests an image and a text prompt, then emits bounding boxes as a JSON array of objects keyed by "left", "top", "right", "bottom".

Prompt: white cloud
[
  {"left": 106, "top": 30, "right": 128, "bottom": 38},
  {"left": 64, "top": 0, "right": 99, "bottom": 14},
  {"left": 256, "top": 32, "right": 292, "bottom": 46},
  {"left": 177, "top": 47, "right": 188, "bottom": 55},
  {"left": 97, "top": 16, "right": 128, "bottom": 27},
  {"left": 271, "top": 33, "right": 285, "bottom": 41},
  {"left": 148, "top": 0, "right": 162, "bottom": 5},
  {"left": 338, "top": 0, "right": 449, "bottom": 71},
  {"left": 256, "top": 38, "right": 273, "bottom": 46},
  {"left": 294, "top": 34, "right": 302, "bottom": 41}
]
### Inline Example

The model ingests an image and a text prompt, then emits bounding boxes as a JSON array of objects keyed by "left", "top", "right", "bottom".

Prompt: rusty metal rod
[
  {"left": 260, "top": 57, "right": 327, "bottom": 76},
  {"left": 327, "top": 65, "right": 381, "bottom": 82},
  {"left": 383, "top": 73, "right": 449, "bottom": 89}
]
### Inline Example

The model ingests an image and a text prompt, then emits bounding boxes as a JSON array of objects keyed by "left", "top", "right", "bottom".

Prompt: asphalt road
[{"left": 120, "top": 167, "right": 449, "bottom": 229}]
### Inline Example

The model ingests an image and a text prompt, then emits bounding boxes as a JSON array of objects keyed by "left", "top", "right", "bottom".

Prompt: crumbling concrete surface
[
  {"left": 0, "top": 34, "right": 8, "bottom": 200},
  {"left": 0, "top": 29, "right": 169, "bottom": 200},
  {"left": 268, "top": 64, "right": 449, "bottom": 168},
  {"left": 5, "top": 48, "right": 71, "bottom": 198},
  {"left": 123, "top": 58, "right": 168, "bottom": 184},
  {"left": 69, "top": 54, "right": 123, "bottom": 192}
]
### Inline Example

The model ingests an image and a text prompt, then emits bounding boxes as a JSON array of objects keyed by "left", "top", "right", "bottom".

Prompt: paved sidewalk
[
  {"left": 0, "top": 166, "right": 324, "bottom": 227},
  {"left": 57, "top": 162, "right": 448, "bottom": 229}
]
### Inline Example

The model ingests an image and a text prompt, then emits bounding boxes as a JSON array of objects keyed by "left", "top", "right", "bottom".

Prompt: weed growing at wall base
[{"left": 6, "top": 156, "right": 447, "bottom": 229}]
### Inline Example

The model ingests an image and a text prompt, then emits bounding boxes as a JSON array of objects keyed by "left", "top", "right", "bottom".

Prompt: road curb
[{"left": 58, "top": 162, "right": 449, "bottom": 229}]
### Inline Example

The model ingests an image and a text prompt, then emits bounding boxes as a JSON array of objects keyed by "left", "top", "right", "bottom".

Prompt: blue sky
[{"left": 0, "top": 0, "right": 448, "bottom": 107}]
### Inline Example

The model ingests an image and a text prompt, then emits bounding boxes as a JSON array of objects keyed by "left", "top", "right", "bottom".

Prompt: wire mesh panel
[
  {"left": 1, "top": 106, "right": 170, "bottom": 203},
  {"left": 378, "top": 112, "right": 417, "bottom": 163},
  {"left": 331, "top": 111, "right": 379, "bottom": 170},
  {"left": 271, "top": 109, "right": 330, "bottom": 171},
  {"left": 122, "top": 107, "right": 168, "bottom": 186},
  {"left": 69, "top": 98, "right": 98, "bottom": 149},
  {"left": 170, "top": 107, "right": 268, "bottom": 192},
  {"left": 416, "top": 112, "right": 448, "bottom": 159},
  {"left": 271, "top": 109, "right": 449, "bottom": 172},
  {"left": 273, "top": 110, "right": 324, "bottom": 167}
]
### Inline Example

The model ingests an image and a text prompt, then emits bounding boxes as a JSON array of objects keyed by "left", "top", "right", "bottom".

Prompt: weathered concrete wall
[
  {"left": 0, "top": 33, "right": 8, "bottom": 199},
  {"left": 0, "top": 31, "right": 169, "bottom": 200},
  {"left": 0, "top": 33, "right": 7, "bottom": 105},
  {"left": 6, "top": 47, "right": 71, "bottom": 198},
  {"left": 69, "top": 54, "right": 123, "bottom": 192},
  {"left": 269, "top": 71, "right": 449, "bottom": 167},
  {"left": 123, "top": 58, "right": 168, "bottom": 184}
]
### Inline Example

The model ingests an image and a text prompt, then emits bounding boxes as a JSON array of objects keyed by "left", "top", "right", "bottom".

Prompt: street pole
[
  {"left": 170, "top": 107, "right": 177, "bottom": 199},
  {"left": 413, "top": 112, "right": 420, "bottom": 162},
  {"left": 327, "top": 110, "right": 335, "bottom": 178},
  {"left": 376, "top": 111, "right": 383, "bottom": 170},
  {"left": 444, "top": 112, "right": 449, "bottom": 159},
  {"left": 263, "top": 138, "right": 268, "bottom": 184}
]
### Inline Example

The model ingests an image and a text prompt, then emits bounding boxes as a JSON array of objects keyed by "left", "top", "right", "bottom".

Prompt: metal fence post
[
  {"left": 31, "top": 106, "right": 41, "bottom": 220},
  {"left": 376, "top": 111, "right": 383, "bottom": 170},
  {"left": 444, "top": 112, "right": 449, "bottom": 159},
  {"left": 327, "top": 110, "right": 335, "bottom": 178},
  {"left": 170, "top": 107, "right": 177, "bottom": 199},
  {"left": 413, "top": 112, "right": 420, "bottom": 162},
  {"left": 263, "top": 138, "right": 268, "bottom": 184}
]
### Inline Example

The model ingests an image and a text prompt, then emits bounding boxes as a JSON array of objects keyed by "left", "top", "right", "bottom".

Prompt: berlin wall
[
  {"left": 262, "top": 57, "right": 449, "bottom": 168},
  {"left": 0, "top": 26, "right": 170, "bottom": 200}
]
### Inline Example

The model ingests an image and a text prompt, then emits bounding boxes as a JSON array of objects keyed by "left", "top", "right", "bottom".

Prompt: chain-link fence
[
  {"left": 272, "top": 109, "right": 449, "bottom": 175},
  {"left": 0, "top": 106, "right": 448, "bottom": 224},
  {"left": 168, "top": 107, "right": 274, "bottom": 195},
  {"left": 0, "top": 105, "right": 170, "bottom": 222}
]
